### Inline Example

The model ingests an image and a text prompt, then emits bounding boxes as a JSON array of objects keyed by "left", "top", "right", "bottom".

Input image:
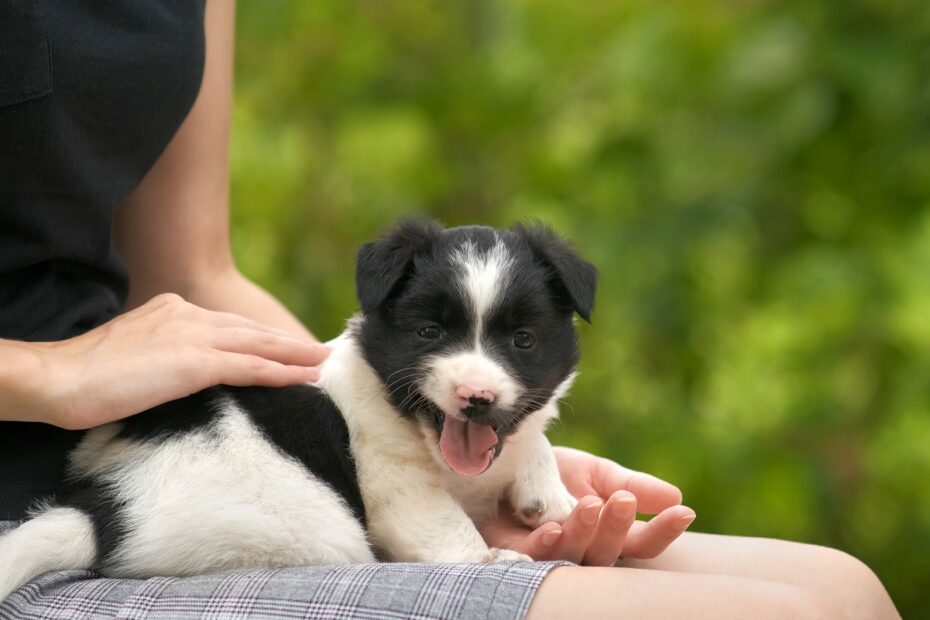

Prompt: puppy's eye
[
  {"left": 417, "top": 325, "right": 443, "bottom": 340},
  {"left": 513, "top": 331, "right": 536, "bottom": 349}
]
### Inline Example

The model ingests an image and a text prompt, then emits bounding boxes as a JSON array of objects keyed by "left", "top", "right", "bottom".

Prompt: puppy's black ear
[
  {"left": 514, "top": 223, "right": 598, "bottom": 322},
  {"left": 356, "top": 218, "right": 444, "bottom": 313}
]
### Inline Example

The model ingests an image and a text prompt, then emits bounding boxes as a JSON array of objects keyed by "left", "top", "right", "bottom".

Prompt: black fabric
[{"left": 0, "top": 0, "right": 206, "bottom": 519}]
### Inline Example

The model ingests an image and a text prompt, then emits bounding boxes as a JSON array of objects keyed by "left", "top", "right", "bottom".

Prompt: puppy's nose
[{"left": 455, "top": 385, "right": 496, "bottom": 410}]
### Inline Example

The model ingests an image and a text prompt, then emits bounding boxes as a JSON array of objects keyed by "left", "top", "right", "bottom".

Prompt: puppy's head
[{"left": 354, "top": 218, "right": 597, "bottom": 477}]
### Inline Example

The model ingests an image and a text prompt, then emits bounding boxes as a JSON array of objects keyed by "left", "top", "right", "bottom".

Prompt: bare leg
[
  {"left": 528, "top": 533, "right": 900, "bottom": 620},
  {"left": 527, "top": 532, "right": 899, "bottom": 620},
  {"left": 527, "top": 566, "right": 831, "bottom": 620},
  {"left": 624, "top": 532, "right": 899, "bottom": 620}
]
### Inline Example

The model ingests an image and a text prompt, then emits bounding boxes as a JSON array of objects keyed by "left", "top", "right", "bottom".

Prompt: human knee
[
  {"left": 808, "top": 546, "right": 898, "bottom": 619},
  {"left": 829, "top": 548, "right": 883, "bottom": 587}
]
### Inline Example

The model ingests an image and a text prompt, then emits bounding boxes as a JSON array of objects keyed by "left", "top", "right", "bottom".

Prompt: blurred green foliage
[{"left": 230, "top": 0, "right": 930, "bottom": 613}]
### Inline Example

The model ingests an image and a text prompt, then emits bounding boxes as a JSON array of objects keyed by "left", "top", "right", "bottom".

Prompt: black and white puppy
[{"left": 0, "top": 220, "right": 597, "bottom": 599}]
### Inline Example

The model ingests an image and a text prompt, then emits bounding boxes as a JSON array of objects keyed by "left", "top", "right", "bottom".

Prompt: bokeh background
[{"left": 230, "top": 1, "right": 930, "bottom": 614}]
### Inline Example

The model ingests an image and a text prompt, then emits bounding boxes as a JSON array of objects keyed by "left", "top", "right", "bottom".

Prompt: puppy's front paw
[
  {"left": 512, "top": 485, "right": 578, "bottom": 528},
  {"left": 486, "top": 548, "right": 533, "bottom": 563}
]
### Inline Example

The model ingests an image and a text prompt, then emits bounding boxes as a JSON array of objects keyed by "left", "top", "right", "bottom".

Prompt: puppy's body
[{"left": 0, "top": 222, "right": 596, "bottom": 600}]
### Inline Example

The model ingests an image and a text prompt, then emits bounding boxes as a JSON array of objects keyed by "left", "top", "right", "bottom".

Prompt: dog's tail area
[{"left": 0, "top": 507, "right": 96, "bottom": 601}]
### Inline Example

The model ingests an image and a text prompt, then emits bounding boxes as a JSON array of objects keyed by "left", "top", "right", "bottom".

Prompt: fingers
[
  {"left": 512, "top": 479, "right": 694, "bottom": 565},
  {"left": 620, "top": 471, "right": 683, "bottom": 514},
  {"left": 212, "top": 353, "right": 321, "bottom": 388},
  {"left": 542, "top": 495, "right": 603, "bottom": 563},
  {"left": 549, "top": 496, "right": 694, "bottom": 565},
  {"left": 589, "top": 457, "right": 682, "bottom": 514},
  {"left": 203, "top": 309, "right": 300, "bottom": 337},
  {"left": 142, "top": 293, "right": 316, "bottom": 344},
  {"left": 581, "top": 490, "right": 637, "bottom": 566},
  {"left": 553, "top": 447, "right": 683, "bottom": 515},
  {"left": 622, "top": 505, "right": 697, "bottom": 560},
  {"left": 479, "top": 495, "right": 696, "bottom": 565},
  {"left": 140, "top": 293, "right": 331, "bottom": 373},
  {"left": 502, "top": 521, "right": 564, "bottom": 559},
  {"left": 212, "top": 327, "right": 331, "bottom": 368}
]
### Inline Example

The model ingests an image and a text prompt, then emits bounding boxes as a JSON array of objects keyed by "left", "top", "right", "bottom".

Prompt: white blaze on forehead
[
  {"left": 452, "top": 239, "right": 514, "bottom": 340},
  {"left": 427, "top": 238, "right": 522, "bottom": 420}
]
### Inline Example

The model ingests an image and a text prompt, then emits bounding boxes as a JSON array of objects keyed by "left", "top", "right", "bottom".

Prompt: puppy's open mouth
[{"left": 432, "top": 411, "right": 499, "bottom": 477}]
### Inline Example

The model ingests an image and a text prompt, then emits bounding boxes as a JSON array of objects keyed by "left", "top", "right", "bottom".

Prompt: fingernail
[
  {"left": 679, "top": 513, "right": 696, "bottom": 529},
  {"left": 542, "top": 529, "right": 562, "bottom": 546},
  {"left": 610, "top": 498, "right": 633, "bottom": 518},
  {"left": 581, "top": 501, "right": 602, "bottom": 526}
]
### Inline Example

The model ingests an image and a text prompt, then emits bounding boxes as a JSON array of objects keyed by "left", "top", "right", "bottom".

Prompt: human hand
[
  {"left": 480, "top": 447, "right": 696, "bottom": 565},
  {"left": 15, "top": 293, "right": 329, "bottom": 430}
]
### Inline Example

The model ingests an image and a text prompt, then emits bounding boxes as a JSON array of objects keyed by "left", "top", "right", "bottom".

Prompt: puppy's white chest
[{"left": 443, "top": 466, "right": 514, "bottom": 524}]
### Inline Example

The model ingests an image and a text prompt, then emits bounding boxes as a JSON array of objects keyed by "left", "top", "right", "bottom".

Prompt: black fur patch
[
  {"left": 116, "top": 385, "right": 365, "bottom": 525},
  {"left": 56, "top": 388, "right": 226, "bottom": 570},
  {"left": 225, "top": 384, "right": 367, "bottom": 527},
  {"left": 117, "top": 386, "right": 223, "bottom": 441},
  {"left": 56, "top": 476, "right": 127, "bottom": 571},
  {"left": 57, "top": 384, "right": 367, "bottom": 570}
]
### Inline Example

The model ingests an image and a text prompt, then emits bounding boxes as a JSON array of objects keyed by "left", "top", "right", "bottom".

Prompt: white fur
[
  {"left": 420, "top": 350, "right": 519, "bottom": 417},
  {"left": 319, "top": 334, "right": 493, "bottom": 562},
  {"left": 552, "top": 371, "right": 578, "bottom": 402},
  {"left": 452, "top": 239, "right": 513, "bottom": 344},
  {"left": 102, "top": 402, "right": 373, "bottom": 577},
  {"left": 0, "top": 507, "right": 95, "bottom": 601},
  {"left": 504, "top": 411, "right": 578, "bottom": 526},
  {"left": 319, "top": 331, "right": 572, "bottom": 562}
]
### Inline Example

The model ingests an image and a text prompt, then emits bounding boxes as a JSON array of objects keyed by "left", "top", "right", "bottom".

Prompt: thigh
[
  {"left": 623, "top": 532, "right": 898, "bottom": 620},
  {"left": 528, "top": 565, "right": 829, "bottom": 620},
  {"left": 626, "top": 531, "right": 841, "bottom": 581}
]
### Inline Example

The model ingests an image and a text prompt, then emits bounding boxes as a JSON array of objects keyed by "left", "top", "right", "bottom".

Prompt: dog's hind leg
[{"left": 0, "top": 507, "right": 96, "bottom": 602}]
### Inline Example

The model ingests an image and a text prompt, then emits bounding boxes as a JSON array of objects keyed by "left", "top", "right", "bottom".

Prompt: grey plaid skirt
[{"left": 0, "top": 521, "right": 564, "bottom": 620}]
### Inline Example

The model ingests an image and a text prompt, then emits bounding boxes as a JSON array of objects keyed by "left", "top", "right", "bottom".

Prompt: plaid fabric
[{"left": 0, "top": 521, "right": 564, "bottom": 620}]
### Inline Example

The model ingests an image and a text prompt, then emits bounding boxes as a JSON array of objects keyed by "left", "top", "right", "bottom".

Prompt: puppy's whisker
[
  {"left": 398, "top": 385, "right": 429, "bottom": 411},
  {"left": 383, "top": 373, "right": 424, "bottom": 397},
  {"left": 384, "top": 365, "right": 421, "bottom": 384},
  {"left": 398, "top": 391, "right": 418, "bottom": 410},
  {"left": 385, "top": 372, "right": 417, "bottom": 386},
  {"left": 385, "top": 373, "right": 422, "bottom": 394},
  {"left": 387, "top": 379, "right": 419, "bottom": 399}
]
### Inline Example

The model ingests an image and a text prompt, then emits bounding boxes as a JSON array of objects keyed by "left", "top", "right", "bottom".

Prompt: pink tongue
[{"left": 438, "top": 416, "right": 499, "bottom": 477}]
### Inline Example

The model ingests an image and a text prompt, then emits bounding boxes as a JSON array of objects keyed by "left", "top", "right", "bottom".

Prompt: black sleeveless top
[{"left": 0, "top": 0, "right": 206, "bottom": 519}]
